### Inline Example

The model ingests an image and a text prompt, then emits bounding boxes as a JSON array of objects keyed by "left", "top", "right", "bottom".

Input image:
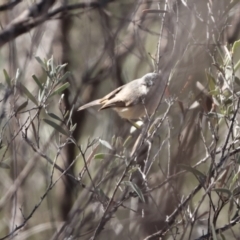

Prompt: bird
[{"left": 77, "top": 72, "right": 165, "bottom": 120}]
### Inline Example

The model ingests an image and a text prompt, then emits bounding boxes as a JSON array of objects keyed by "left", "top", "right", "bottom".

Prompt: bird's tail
[{"left": 77, "top": 99, "right": 101, "bottom": 111}]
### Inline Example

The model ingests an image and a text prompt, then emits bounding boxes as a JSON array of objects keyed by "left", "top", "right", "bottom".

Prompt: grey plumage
[{"left": 78, "top": 73, "right": 165, "bottom": 119}]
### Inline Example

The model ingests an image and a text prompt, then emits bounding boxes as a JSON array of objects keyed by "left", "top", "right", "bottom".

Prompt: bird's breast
[{"left": 113, "top": 105, "right": 146, "bottom": 119}]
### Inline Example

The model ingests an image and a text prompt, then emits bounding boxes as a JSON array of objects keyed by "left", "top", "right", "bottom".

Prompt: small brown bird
[{"left": 78, "top": 73, "right": 165, "bottom": 120}]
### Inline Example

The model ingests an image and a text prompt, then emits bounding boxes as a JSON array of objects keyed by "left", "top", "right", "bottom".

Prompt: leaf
[
  {"left": 232, "top": 186, "right": 240, "bottom": 196},
  {"left": 232, "top": 39, "right": 240, "bottom": 55},
  {"left": 94, "top": 153, "right": 121, "bottom": 160},
  {"left": 124, "top": 181, "right": 145, "bottom": 203},
  {"left": 3, "top": 69, "right": 11, "bottom": 87},
  {"left": 38, "top": 88, "right": 45, "bottom": 102},
  {"left": 228, "top": 197, "right": 234, "bottom": 221},
  {"left": 223, "top": 45, "right": 231, "bottom": 65},
  {"left": 50, "top": 56, "right": 54, "bottom": 73},
  {"left": 207, "top": 112, "right": 225, "bottom": 118},
  {"left": 35, "top": 56, "right": 47, "bottom": 71},
  {"left": 19, "top": 83, "right": 38, "bottom": 106},
  {"left": 31, "top": 121, "right": 38, "bottom": 144},
  {"left": 49, "top": 82, "right": 70, "bottom": 98},
  {"left": 15, "top": 69, "right": 21, "bottom": 82},
  {"left": 58, "top": 71, "right": 71, "bottom": 84},
  {"left": 234, "top": 76, "right": 240, "bottom": 86},
  {"left": 123, "top": 135, "right": 132, "bottom": 147},
  {"left": 216, "top": 46, "right": 224, "bottom": 63},
  {"left": 32, "top": 75, "right": 43, "bottom": 91},
  {"left": 70, "top": 123, "right": 77, "bottom": 132},
  {"left": 56, "top": 63, "right": 68, "bottom": 73},
  {"left": 48, "top": 112, "right": 62, "bottom": 122},
  {"left": 99, "top": 139, "right": 113, "bottom": 150},
  {"left": 205, "top": 72, "right": 215, "bottom": 93},
  {"left": 43, "top": 119, "right": 69, "bottom": 136},
  {"left": 15, "top": 100, "right": 28, "bottom": 113},
  {"left": 179, "top": 164, "right": 206, "bottom": 183},
  {"left": 234, "top": 59, "right": 240, "bottom": 72},
  {"left": 212, "top": 188, "right": 232, "bottom": 198},
  {"left": 67, "top": 105, "right": 74, "bottom": 125},
  {"left": 115, "top": 137, "right": 123, "bottom": 149},
  {"left": 232, "top": 40, "right": 240, "bottom": 68},
  {"left": 94, "top": 153, "right": 106, "bottom": 160},
  {"left": 64, "top": 110, "right": 69, "bottom": 119}
]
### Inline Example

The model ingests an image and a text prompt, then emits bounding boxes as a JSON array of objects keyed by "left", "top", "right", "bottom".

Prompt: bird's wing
[
  {"left": 101, "top": 80, "right": 144, "bottom": 109},
  {"left": 78, "top": 85, "right": 125, "bottom": 111},
  {"left": 100, "top": 85, "right": 125, "bottom": 102},
  {"left": 100, "top": 100, "right": 126, "bottom": 110},
  {"left": 99, "top": 85, "right": 127, "bottom": 109},
  {"left": 77, "top": 99, "right": 101, "bottom": 111}
]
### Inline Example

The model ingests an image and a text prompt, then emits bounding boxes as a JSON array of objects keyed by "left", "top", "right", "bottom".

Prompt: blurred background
[{"left": 1, "top": 0, "right": 240, "bottom": 239}]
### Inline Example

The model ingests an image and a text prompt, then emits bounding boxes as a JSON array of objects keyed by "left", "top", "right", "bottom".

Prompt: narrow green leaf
[
  {"left": 207, "top": 112, "right": 225, "bottom": 118},
  {"left": 94, "top": 153, "right": 106, "bottom": 160},
  {"left": 3, "top": 69, "right": 11, "bottom": 87},
  {"left": 99, "top": 139, "right": 113, "bottom": 150},
  {"left": 58, "top": 71, "right": 71, "bottom": 83},
  {"left": 38, "top": 88, "right": 45, "bottom": 102},
  {"left": 205, "top": 72, "right": 215, "bottom": 93},
  {"left": 234, "top": 76, "right": 240, "bottom": 87},
  {"left": 70, "top": 123, "right": 77, "bottom": 132},
  {"left": 15, "top": 100, "right": 28, "bottom": 113},
  {"left": 64, "top": 110, "right": 69, "bottom": 119},
  {"left": 232, "top": 39, "right": 240, "bottom": 54},
  {"left": 49, "top": 82, "right": 70, "bottom": 98},
  {"left": 216, "top": 46, "right": 224, "bottom": 63},
  {"left": 31, "top": 121, "right": 38, "bottom": 145},
  {"left": 67, "top": 105, "right": 74, "bottom": 125},
  {"left": 43, "top": 119, "right": 69, "bottom": 136},
  {"left": 19, "top": 83, "right": 38, "bottom": 106},
  {"left": 234, "top": 59, "right": 240, "bottom": 72},
  {"left": 232, "top": 186, "right": 240, "bottom": 196},
  {"left": 115, "top": 137, "right": 123, "bottom": 149},
  {"left": 50, "top": 56, "right": 54, "bottom": 74},
  {"left": 228, "top": 197, "right": 234, "bottom": 221},
  {"left": 123, "top": 136, "right": 132, "bottom": 147},
  {"left": 212, "top": 188, "right": 232, "bottom": 198},
  {"left": 15, "top": 69, "right": 21, "bottom": 83},
  {"left": 56, "top": 63, "right": 68, "bottom": 73},
  {"left": 35, "top": 56, "right": 47, "bottom": 70},
  {"left": 179, "top": 164, "right": 206, "bottom": 183},
  {"left": 124, "top": 181, "right": 145, "bottom": 203},
  {"left": 48, "top": 112, "right": 62, "bottom": 122},
  {"left": 94, "top": 153, "right": 121, "bottom": 160},
  {"left": 223, "top": 45, "right": 231, "bottom": 65},
  {"left": 32, "top": 75, "right": 43, "bottom": 91}
]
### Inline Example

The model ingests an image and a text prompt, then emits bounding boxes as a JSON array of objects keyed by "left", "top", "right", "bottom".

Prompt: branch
[
  {"left": 0, "top": 2, "right": 102, "bottom": 48},
  {"left": 0, "top": 0, "right": 22, "bottom": 11}
]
